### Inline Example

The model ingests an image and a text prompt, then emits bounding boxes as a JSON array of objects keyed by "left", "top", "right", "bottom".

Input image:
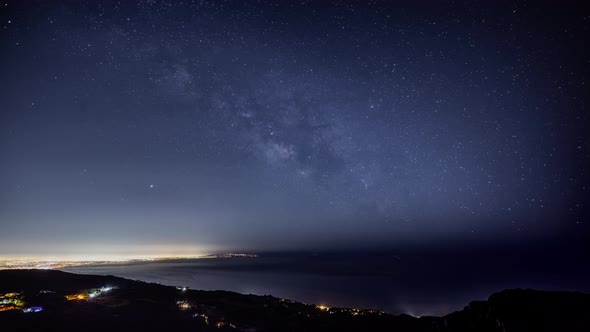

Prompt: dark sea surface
[{"left": 61, "top": 250, "right": 590, "bottom": 316}]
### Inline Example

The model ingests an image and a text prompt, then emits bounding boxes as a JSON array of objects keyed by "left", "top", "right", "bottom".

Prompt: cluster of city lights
[
  {"left": 313, "top": 303, "right": 385, "bottom": 317},
  {"left": 175, "top": 288, "right": 238, "bottom": 329},
  {"left": 0, "top": 292, "right": 43, "bottom": 313},
  {"left": 0, "top": 292, "right": 24, "bottom": 312},
  {"left": 0, "top": 253, "right": 257, "bottom": 270},
  {"left": 65, "top": 286, "right": 116, "bottom": 301},
  {"left": 177, "top": 300, "right": 193, "bottom": 310}
]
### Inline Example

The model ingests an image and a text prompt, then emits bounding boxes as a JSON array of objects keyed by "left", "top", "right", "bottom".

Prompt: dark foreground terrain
[{"left": 0, "top": 270, "right": 589, "bottom": 331}]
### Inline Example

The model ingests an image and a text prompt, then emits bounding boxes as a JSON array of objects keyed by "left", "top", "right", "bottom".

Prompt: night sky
[{"left": 0, "top": 1, "right": 588, "bottom": 257}]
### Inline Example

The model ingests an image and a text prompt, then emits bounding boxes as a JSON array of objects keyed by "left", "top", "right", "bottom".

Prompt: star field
[{"left": 0, "top": 1, "right": 588, "bottom": 254}]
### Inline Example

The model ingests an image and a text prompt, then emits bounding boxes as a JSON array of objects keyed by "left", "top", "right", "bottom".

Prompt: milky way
[{"left": 0, "top": 1, "right": 587, "bottom": 254}]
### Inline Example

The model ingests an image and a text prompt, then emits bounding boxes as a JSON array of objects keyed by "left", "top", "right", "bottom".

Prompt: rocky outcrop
[{"left": 440, "top": 289, "right": 590, "bottom": 332}]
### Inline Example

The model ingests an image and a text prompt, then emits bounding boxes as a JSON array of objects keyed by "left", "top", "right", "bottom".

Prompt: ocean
[{"left": 60, "top": 250, "right": 590, "bottom": 316}]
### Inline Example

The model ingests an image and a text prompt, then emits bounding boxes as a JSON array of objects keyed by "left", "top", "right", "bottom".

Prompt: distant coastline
[{"left": 0, "top": 253, "right": 258, "bottom": 270}]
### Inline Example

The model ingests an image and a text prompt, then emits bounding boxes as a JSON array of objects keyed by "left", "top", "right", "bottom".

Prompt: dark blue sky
[{"left": 0, "top": 1, "right": 587, "bottom": 256}]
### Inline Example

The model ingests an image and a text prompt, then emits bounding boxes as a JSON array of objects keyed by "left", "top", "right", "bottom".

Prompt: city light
[
  {"left": 65, "top": 286, "right": 118, "bottom": 301},
  {"left": 0, "top": 255, "right": 201, "bottom": 270},
  {"left": 22, "top": 306, "right": 43, "bottom": 313},
  {"left": 177, "top": 301, "right": 192, "bottom": 310},
  {"left": 0, "top": 292, "right": 25, "bottom": 311},
  {"left": 66, "top": 293, "right": 88, "bottom": 301}
]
